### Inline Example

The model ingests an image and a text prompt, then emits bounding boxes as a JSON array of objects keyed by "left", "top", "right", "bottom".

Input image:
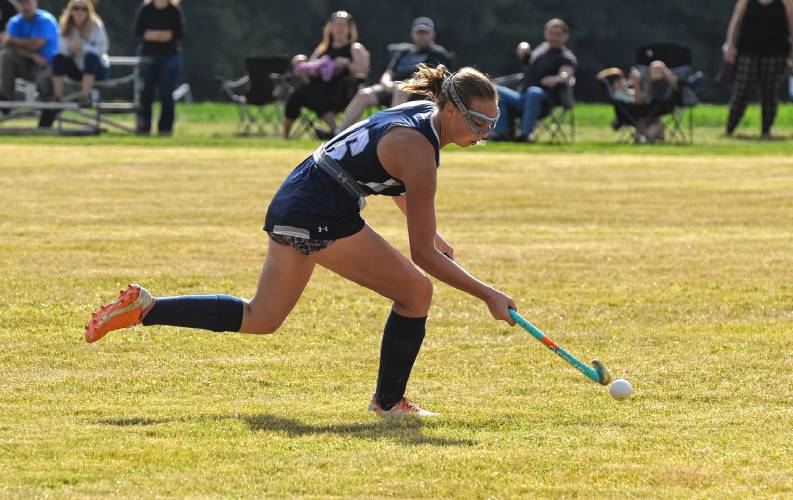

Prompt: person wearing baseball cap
[
  {"left": 316, "top": 16, "right": 453, "bottom": 139},
  {"left": 410, "top": 16, "right": 434, "bottom": 33}
]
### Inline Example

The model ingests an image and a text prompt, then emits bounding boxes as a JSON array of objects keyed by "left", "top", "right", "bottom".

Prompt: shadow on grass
[
  {"left": 732, "top": 133, "right": 791, "bottom": 141},
  {"left": 97, "top": 414, "right": 477, "bottom": 446},
  {"left": 96, "top": 417, "right": 171, "bottom": 426},
  {"left": 242, "top": 414, "right": 476, "bottom": 447}
]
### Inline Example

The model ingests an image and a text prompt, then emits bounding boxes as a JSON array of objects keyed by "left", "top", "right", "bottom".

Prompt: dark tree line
[{"left": 37, "top": 0, "right": 740, "bottom": 102}]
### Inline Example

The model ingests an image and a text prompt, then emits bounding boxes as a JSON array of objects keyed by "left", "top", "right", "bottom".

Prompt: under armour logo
[{"left": 317, "top": 226, "right": 329, "bottom": 233}]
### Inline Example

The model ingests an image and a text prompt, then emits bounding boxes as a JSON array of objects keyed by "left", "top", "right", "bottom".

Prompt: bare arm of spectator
[
  {"left": 540, "top": 64, "right": 575, "bottom": 88},
  {"left": 346, "top": 42, "right": 370, "bottom": 78},
  {"left": 379, "top": 69, "right": 395, "bottom": 89},
  {"left": 4, "top": 35, "right": 45, "bottom": 51},
  {"left": 378, "top": 48, "right": 404, "bottom": 89},
  {"left": 723, "top": 0, "right": 749, "bottom": 63}
]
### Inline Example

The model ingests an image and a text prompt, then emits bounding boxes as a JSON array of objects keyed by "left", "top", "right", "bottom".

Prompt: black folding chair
[
  {"left": 219, "top": 56, "right": 291, "bottom": 136},
  {"left": 599, "top": 42, "right": 701, "bottom": 144},
  {"left": 534, "top": 79, "right": 576, "bottom": 144}
]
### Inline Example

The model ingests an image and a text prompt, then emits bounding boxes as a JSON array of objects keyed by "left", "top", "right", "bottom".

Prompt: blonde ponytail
[
  {"left": 402, "top": 64, "right": 452, "bottom": 101},
  {"left": 403, "top": 64, "right": 496, "bottom": 109}
]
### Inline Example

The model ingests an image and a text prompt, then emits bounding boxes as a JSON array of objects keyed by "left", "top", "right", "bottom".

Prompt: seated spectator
[
  {"left": 491, "top": 18, "right": 576, "bottom": 142},
  {"left": 52, "top": 0, "right": 109, "bottom": 104},
  {"left": 0, "top": 0, "right": 57, "bottom": 126},
  {"left": 283, "top": 10, "right": 369, "bottom": 139},
  {"left": 134, "top": 0, "right": 185, "bottom": 136},
  {"left": 597, "top": 62, "right": 679, "bottom": 141},
  {"left": 599, "top": 62, "right": 678, "bottom": 104},
  {"left": 315, "top": 16, "right": 452, "bottom": 139},
  {"left": 0, "top": 0, "right": 17, "bottom": 36}
]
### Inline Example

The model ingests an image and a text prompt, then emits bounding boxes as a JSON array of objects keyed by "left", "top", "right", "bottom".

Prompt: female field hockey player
[{"left": 85, "top": 64, "right": 518, "bottom": 417}]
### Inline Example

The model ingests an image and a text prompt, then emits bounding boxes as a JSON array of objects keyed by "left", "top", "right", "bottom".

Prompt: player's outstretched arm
[{"left": 379, "top": 128, "right": 517, "bottom": 324}]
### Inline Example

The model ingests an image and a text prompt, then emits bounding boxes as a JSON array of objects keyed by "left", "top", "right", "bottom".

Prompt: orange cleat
[
  {"left": 368, "top": 394, "right": 439, "bottom": 417},
  {"left": 85, "top": 284, "right": 155, "bottom": 343}
]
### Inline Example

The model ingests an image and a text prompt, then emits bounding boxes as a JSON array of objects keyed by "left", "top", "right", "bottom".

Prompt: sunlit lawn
[{"left": 1, "top": 143, "right": 792, "bottom": 497}]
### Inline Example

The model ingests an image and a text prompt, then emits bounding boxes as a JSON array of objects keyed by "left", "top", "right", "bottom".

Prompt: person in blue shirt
[
  {"left": 85, "top": 65, "right": 518, "bottom": 418},
  {"left": 0, "top": 0, "right": 58, "bottom": 125}
]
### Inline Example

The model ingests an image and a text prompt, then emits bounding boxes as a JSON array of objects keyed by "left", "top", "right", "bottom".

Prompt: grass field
[
  {"left": 1, "top": 117, "right": 793, "bottom": 497},
  {"left": 2, "top": 101, "right": 793, "bottom": 155}
]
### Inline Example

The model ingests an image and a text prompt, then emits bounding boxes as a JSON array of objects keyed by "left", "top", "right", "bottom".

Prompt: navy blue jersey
[
  {"left": 323, "top": 100, "right": 440, "bottom": 196},
  {"left": 264, "top": 100, "right": 441, "bottom": 241}
]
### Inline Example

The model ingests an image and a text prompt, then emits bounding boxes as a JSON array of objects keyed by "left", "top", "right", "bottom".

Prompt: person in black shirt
[
  {"left": 134, "top": 0, "right": 185, "bottom": 135},
  {"left": 491, "top": 19, "right": 576, "bottom": 142},
  {"left": 723, "top": 0, "right": 793, "bottom": 138},
  {"left": 0, "top": 0, "right": 17, "bottom": 34},
  {"left": 315, "top": 16, "right": 452, "bottom": 139},
  {"left": 283, "top": 10, "right": 370, "bottom": 139}
]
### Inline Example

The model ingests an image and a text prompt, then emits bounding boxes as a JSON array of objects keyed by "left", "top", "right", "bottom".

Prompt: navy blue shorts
[{"left": 263, "top": 157, "right": 366, "bottom": 242}]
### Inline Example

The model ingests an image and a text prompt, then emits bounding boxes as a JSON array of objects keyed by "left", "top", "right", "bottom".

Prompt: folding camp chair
[
  {"left": 598, "top": 42, "right": 701, "bottom": 144},
  {"left": 491, "top": 72, "right": 576, "bottom": 144},
  {"left": 534, "top": 79, "right": 576, "bottom": 143},
  {"left": 220, "top": 56, "right": 291, "bottom": 136}
]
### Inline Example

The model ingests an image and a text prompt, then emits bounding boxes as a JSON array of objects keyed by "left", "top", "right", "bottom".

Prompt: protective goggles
[{"left": 443, "top": 74, "right": 500, "bottom": 134}]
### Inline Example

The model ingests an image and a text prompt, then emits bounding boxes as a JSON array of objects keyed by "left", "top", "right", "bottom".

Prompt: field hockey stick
[{"left": 508, "top": 309, "right": 611, "bottom": 385}]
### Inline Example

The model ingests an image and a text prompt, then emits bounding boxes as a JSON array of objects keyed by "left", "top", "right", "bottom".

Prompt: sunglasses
[
  {"left": 72, "top": 5, "right": 88, "bottom": 11},
  {"left": 443, "top": 74, "right": 500, "bottom": 135}
]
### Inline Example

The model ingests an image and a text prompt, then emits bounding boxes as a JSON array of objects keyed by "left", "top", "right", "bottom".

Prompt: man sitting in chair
[
  {"left": 491, "top": 18, "right": 577, "bottom": 142},
  {"left": 0, "top": 0, "right": 57, "bottom": 126},
  {"left": 315, "top": 16, "right": 452, "bottom": 139}
]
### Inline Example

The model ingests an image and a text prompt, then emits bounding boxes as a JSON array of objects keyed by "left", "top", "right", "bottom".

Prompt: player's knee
[
  {"left": 406, "top": 274, "right": 433, "bottom": 314},
  {"left": 243, "top": 302, "right": 283, "bottom": 335},
  {"left": 249, "top": 320, "right": 281, "bottom": 335}
]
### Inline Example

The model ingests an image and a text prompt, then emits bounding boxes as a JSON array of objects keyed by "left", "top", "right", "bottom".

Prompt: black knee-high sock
[
  {"left": 375, "top": 311, "right": 427, "bottom": 410},
  {"left": 142, "top": 295, "right": 244, "bottom": 332}
]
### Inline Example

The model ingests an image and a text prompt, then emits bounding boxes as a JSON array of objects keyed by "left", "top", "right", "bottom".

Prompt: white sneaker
[{"left": 368, "top": 394, "right": 439, "bottom": 417}]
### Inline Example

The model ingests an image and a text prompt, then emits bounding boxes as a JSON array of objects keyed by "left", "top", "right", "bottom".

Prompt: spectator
[
  {"left": 491, "top": 18, "right": 577, "bottom": 142},
  {"left": 0, "top": 0, "right": 57, "bottom": 126},
  {"left": 598, "top": 63, "right": 679, "bottom": 142},
  {"left": 283, "top": 10, "right": 370, "bottom": 139},
  {"left": 51, "top": 0, "right": 109, "bottom": 104},
  {"left": 0, "top": 0, "right": 17, "bottom": 35},
  {"left": 134, "top": 0, "right": 185, "bottom": 136},
  {"left": 315, "top": 16, "right": 452, "bottom": 139},
  {"left": 723, "top": 0, "right": 793, "bottom": 138}
]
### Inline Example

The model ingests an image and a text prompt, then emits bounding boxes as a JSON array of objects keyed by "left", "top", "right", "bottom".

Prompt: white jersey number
[{"left": 327, "top": 125, "right": 370, "bottom": 161}]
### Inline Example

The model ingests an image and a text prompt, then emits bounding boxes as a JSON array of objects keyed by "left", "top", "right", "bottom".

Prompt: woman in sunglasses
[
  {"left": 52, "top": 0, "right": 109, "bottom": 103},
  {"left": 86, "top": 64, "right": 517, "bottom": 417}
]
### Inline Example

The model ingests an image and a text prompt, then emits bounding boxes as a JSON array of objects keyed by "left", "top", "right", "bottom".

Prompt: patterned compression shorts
[{"left": 268, "top": 232, "right": 335, "bottom": 256}]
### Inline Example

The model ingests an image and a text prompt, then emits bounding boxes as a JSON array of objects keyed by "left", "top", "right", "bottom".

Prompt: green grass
[
  {"left": 1, "top": 143, "right": 792, "bottom": 497},
  {"left": 1, "top": 102, "right": 792, "bottom": 155}
]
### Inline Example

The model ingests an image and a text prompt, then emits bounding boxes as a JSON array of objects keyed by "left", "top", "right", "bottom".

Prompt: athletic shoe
[
  {"left": 85, "top": 284, "right": 155, "bottom": 343},
  {"left": 368, "top": 394, "right": 439, "bottom": 417}
]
